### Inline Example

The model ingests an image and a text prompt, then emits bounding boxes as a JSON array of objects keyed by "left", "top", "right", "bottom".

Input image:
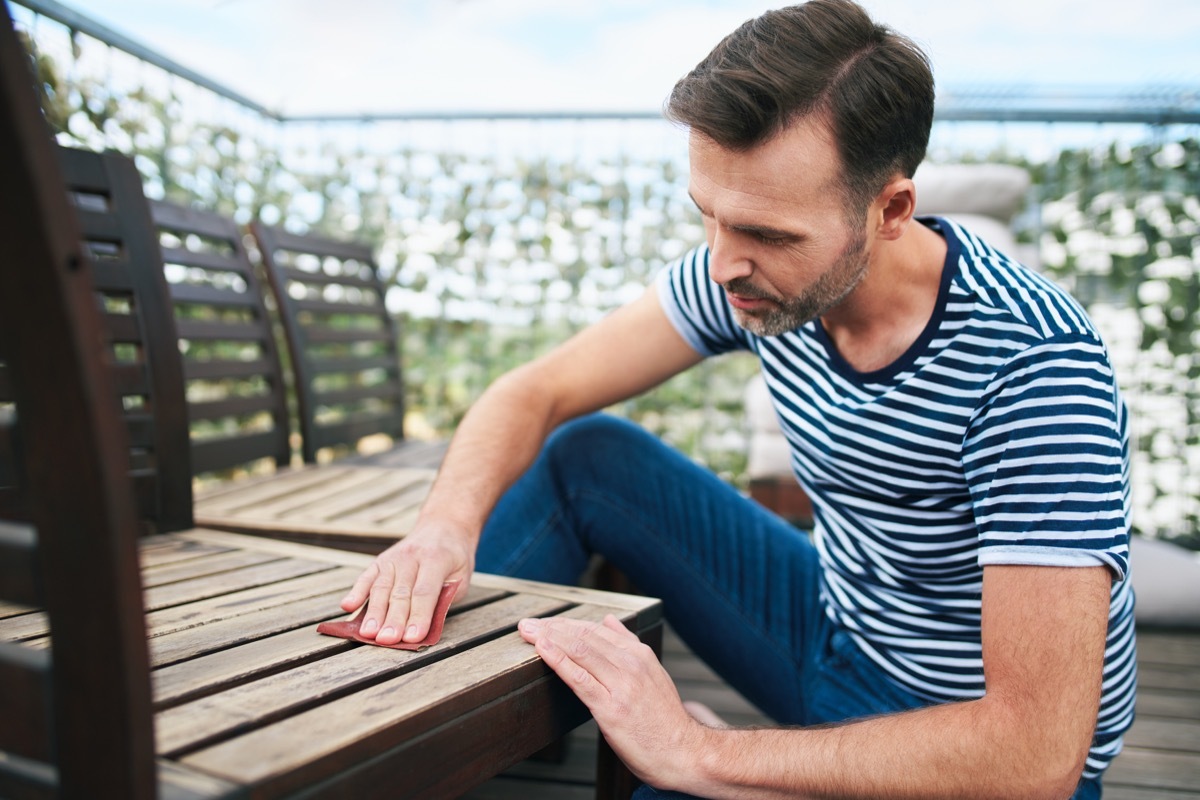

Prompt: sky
[{"left": 18, "top": 0, "right": 1199, "bottom": 117}]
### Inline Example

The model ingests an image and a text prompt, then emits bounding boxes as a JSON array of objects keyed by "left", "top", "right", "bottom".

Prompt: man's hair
[{"left": 665, "top": 0, "right": 934, "bottom": 218}]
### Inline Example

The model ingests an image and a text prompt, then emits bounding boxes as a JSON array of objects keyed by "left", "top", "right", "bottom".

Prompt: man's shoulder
[{"left": 941, "top": 219, "right": 1100, "bottom": 346}]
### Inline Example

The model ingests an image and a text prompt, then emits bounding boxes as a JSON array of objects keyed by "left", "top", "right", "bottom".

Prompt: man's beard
[{"left": 723, "top": 228, "right": 869, "bottom": 337}]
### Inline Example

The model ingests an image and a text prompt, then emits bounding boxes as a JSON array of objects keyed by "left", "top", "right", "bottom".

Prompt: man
[{"left": 341, "top": 1, "right": 1136, "bottom": 796}]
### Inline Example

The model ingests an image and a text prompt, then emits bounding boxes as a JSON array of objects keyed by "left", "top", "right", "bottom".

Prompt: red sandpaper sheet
[{"left": 317, "top": 580, "right": 460, "bottom": 650}]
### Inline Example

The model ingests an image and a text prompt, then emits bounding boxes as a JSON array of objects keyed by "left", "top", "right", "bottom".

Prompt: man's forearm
[
  {"left": 416, "top": 365, "right": 563, "bottom": 538},
  {"left": 681, "top": 694, "right": 1087, "bottom": 800}
]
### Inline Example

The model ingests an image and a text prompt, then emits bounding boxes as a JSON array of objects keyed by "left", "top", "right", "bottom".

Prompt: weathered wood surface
[
  {"left": 0, "top": 529, "right": 663, "bottom": 799},
  {"left": 193, "top": 464, "right": 436, "bottom": 551}
]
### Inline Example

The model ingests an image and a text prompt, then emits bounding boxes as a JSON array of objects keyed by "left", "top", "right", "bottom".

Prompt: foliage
[{"left": 17, "top": 21, "right": 1200, "bottom": 540}]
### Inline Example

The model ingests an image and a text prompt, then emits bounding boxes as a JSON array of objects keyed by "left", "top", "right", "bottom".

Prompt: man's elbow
[{"left": 1016, "top": 725, "right": 1092, "bottom": 799}]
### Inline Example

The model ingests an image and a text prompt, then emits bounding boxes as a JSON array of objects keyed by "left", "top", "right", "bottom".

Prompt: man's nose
[{"left": 707, "top": 228, "right": 753, "bottom": 285}]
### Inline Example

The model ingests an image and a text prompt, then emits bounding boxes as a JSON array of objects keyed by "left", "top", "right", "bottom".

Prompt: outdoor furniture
[
  {"left": 252, "top": 220, "right": 446, "bottom": 469},
  {"left": 0, "top": 9, "right": 661, "bottom": 798},
  {"left": 146, "top": 198, "right": 441, "bottom": 551}
]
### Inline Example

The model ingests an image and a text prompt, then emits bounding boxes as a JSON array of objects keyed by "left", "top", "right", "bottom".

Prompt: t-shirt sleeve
[
  {"left": 655, "top": 245, "right": 753, "bottom": 357},
  {"left": 962, "top": 334, "right": 1130, "bottom": 580}
]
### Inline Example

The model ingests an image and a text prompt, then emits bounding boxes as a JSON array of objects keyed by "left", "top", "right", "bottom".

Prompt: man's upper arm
[
  {"left": 980, "top": 564, "right": 1111, "bottom": 781},
  {"left": 522, "top": 284, "right": 706, "bottom": 424}
]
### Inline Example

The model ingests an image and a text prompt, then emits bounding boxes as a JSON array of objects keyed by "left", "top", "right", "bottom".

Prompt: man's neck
[{"left": 820, "top": 220, "right": 948, "bottom": 374}]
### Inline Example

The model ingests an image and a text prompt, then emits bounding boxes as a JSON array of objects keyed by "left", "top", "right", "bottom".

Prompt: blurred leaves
[{"left": 21, "top": 23, "right": 1200, "bottom": 541}]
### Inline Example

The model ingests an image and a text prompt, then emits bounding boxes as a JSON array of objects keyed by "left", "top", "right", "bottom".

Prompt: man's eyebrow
[
  {"left": 730, "top": 222, "right": 799, "bottom": 240},
  {"left": 687, "top": 191, "right": 802, "bottom": 241}
]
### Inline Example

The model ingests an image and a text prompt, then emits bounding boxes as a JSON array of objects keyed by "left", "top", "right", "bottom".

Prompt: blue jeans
[{"left": 476, "top": 415, "right": 1102, "bottom": 799}]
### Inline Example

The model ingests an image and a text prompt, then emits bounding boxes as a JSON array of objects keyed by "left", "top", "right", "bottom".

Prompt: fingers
[
  {"left": 339, "top": 562, "right": 379, "bottom": 613},
  {"left": 339, "top": 539, "right": 471, "bottom": 645},
  {"left": 519, "top": 615, "right": 645, "bottom": 693},
  {"left": 519, "top": 618, "right": 613, "bottom": 710}
]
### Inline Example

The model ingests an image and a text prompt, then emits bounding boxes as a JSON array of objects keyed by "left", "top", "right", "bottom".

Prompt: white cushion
[
  {"left": 1130, "top": 536, "right": 1200, "bottom": 628},
  {"left": 744, "top": 374, "right": 791, "bottom": 478},
  {"left": 914, "top": 163, "right": 1031, "bottom": 223}
]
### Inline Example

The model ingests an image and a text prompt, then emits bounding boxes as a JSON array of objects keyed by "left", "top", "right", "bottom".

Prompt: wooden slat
[
  {"left": 1123, "top": 716, "right": 1200, "bottom": 753},
  {"left": 184, "top": 358, "right": 273, "bottom": 381},
  {"left": 112, "top": 361, "right": 150, "bottom": 395},
  {"left": 188, "top": 394, "right": 280, "bottom": 422},
  {"left": 75, "top": 206, "right": 123, "bottom": 243},
  {"left": 313, "top": 412, "right": 402, "bottom": 451},
  {"left": 140, "top": 548, "right": 282, "bottom": 588},
  {"left": 293, "top": 298, "right": 386, "bottom": 317},
  {"left": 179, "top": 602, "right": 637, "bottom": 791},
  {"left": 0, "top": 521, "right": 40, "bottom": 605},
  {"left": 0, "top": 642, "right": 52, "bottom": 760},
  {"left": 1133, "top": 687, "right": 1200, "bottom": 720},
  {"left": 160, "top": 247, "right": 248, "bottom": 275},
  {"left": 175, "top": 319, "right": 265, "bottom": 342},
  {"left": 272, "top": 469, "right": 430, "bottom": 523},
  {"left": 199, "top": 467, "right": 368, "bottom": 518},
  {"left": 148, "top": 590, "right": 347, "bottom": 668},
  {"left": 280, "top": 266, "right": 378, "bottom": 291},
  {"left": 151, "top": 199, "right": 241, "bottom": 243},
  {"left": 190, "top": 431, "right": 288, "bottom": 475},
  {"left": 90, "top": 261, "right": 136, "bottom": 293},
  {"left": 156, "top": 759, "right": 239, "bottom": 800},
  {"left": 0, "top": 751, "right": 56, "bottom": 800},
  {"left": 144, "top": 559, "right": 335, "bottom": 612},
  {"left": 139, "top": 537, "right": 231, "bottom": 569},
  {"left": 144, "top": 568, "right": 359, "bottom": 640},
  {"left": 104, "top": 311, "right": 141, "bottom": 341},
  {"left": 268, "top": 230, "right": 374, "bottom": 264},
  {"left": 156, "top": 593, "right": 572, "bottom": 756},
  {"left": 301, "top": 326, "right": 392, "bottom": 344},
  {"left": 193, "top": 466, "right": 351, "bottom": 511},
  {"left": 314, "top": 384, "right": 403, "bottom": 407},
  {"left": 1105, "top": 747, "right": 1200, "bottom": 792},
  {"left": 170, "top": 282, "right": 258, "bottom": 308},
  {"left": 151, "top": 581, "right": 510, "bottom": 708}
]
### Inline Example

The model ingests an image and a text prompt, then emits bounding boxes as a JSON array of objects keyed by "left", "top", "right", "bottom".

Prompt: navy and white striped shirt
[{"left": 656, "top": 217, "right": 1136, "bottom": 780}]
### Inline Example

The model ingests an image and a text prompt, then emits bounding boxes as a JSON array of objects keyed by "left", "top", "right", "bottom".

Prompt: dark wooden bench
[
  {"left": 251, "top": 220, "right": 445, "bottom": 470},
  {"left": 143, "top": 199, "right": 441, "bottom": 551},
  {"left": 0, "top": 9, "right": 660, "bottom": 798}
]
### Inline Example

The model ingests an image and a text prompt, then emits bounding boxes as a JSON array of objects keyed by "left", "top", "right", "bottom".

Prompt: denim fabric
[{"left": 476, "top": 414, "right": 1102, "bottom": 799}]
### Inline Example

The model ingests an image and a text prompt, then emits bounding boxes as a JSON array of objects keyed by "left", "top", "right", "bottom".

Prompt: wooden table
[{"left": 0, "top": 529, "right": 662, "bottom": 798}]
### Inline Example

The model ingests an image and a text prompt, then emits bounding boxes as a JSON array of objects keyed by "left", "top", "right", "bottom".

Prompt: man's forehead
[{"left": 686, "top": 122, "right": 842, "bottom": 208}]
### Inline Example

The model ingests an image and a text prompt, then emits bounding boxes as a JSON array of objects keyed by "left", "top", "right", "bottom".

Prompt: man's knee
[{"left": 546, "top": 413, "right": 650, "bottom": 461}]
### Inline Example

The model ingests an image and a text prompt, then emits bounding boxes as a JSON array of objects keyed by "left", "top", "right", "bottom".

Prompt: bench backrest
[
  {"left": 0, "top": 5, "right": 156, "bottom": 795},
  {"left": 150, "top": 201, "right": 292, "bottom": 476},
  {"left": 1, "top": 145, "right": 196, "bottom": 534},
  {"left": 252, "top": 222, "right": 407, "bottom": 463}
]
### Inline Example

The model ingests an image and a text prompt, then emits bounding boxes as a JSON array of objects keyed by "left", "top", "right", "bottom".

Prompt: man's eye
[{"left": 757, "top": 234, "right": 789, "bottom": 246}]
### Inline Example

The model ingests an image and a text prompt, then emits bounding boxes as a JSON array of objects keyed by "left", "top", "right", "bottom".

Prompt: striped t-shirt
[{"left": 656, "top": 217, "right": 1136, "bottom": 780}]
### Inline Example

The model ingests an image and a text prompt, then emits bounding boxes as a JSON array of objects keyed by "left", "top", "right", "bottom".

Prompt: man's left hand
[{"left": 518, "top": 614, "right": 708, "bottom": 787}]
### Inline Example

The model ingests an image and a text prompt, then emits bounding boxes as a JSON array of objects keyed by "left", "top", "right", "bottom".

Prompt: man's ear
[{"left": 875, "top": 177, "right": 916, "bottom": 240}]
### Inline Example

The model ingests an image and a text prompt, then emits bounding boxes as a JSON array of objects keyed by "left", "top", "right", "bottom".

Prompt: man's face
[{"left": 687, "top": 117, "right": 872, "bottom": 337}]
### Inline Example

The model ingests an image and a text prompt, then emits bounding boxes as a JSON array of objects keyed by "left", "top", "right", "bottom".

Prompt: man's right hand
[{"left": 339, "top": 522, "right": 475, "bottom": 646}]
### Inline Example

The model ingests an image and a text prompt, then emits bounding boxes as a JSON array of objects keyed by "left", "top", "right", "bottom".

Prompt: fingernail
[
  {"left": 405, "top": 625, "right": 420, "bottom": 641},
  {"left": 519, "top": 618, "right": 541, "bottom": 634},
  {"left": 379, "top": 626, "right": 396, "bottom": 641},
  {"left": 361, "top": 618, "right": 379, "bottom": 636}
]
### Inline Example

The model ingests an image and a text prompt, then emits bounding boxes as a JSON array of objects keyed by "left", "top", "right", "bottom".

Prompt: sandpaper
[{"left": 317, "top": 580, "right": 460, "bottom": 650}]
